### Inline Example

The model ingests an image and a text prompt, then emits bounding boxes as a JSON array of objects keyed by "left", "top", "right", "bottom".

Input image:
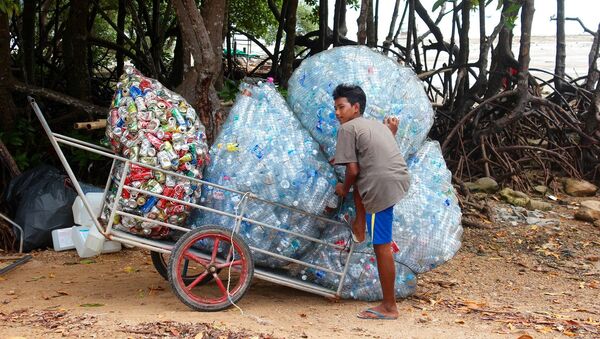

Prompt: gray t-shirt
[{"left": 334, "top": 117, "right": 410, "bottom": 213}]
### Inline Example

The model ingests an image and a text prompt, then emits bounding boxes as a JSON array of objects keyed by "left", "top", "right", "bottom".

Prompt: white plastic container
[
  {"left": 72, "top": 192, "right": 104, "bottom": 227},
  {"left": 72, "top": 225, "right": 100, "bottom": 258},
  {"left": 51, "top": 227, "right": 75, "bottom": 251},
  {"left": 72, "top": 225, "right": 122, "bottom": 258}
]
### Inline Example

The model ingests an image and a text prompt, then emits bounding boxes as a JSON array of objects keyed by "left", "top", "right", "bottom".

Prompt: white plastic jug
[
  {"left": 72, "top": 225, "right": 122, "bottom": 258},
  {"left": 72, "top": 192, "right": 104, "bottom": 227}
]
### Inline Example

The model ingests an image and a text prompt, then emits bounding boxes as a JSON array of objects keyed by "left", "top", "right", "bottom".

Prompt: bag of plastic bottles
[
  {"left": 287, "top": 45, "right": 434, "bottom": 163},
  {"left": 101, "top": 66, "right": 209, "bottom": 238},
  {"left": 291, "top": 141, "right": 461, "bottom": 300},
  {"left": 189, "top": 81, "right": 339, "bottom": 267}
]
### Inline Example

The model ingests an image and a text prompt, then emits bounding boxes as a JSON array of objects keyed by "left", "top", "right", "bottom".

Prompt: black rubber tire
[
  {"left": 150, "top": 251, "right": 170, "bottom": 281},
  {"left": 150, "top": 251, "right": 214, "bottom": 285},
  {"left": 168, "top": 225, "right": 254, "bottom": 312}
]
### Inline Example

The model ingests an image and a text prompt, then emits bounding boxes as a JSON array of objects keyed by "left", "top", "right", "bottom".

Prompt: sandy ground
[{"left": 1, "top": 194, "right": 599, "bottom": 339}]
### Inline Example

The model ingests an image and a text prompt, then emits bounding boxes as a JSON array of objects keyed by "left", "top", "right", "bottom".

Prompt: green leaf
[
  {"left": 432, "top": 0, "right": 447, "bottom": 12},
  {"left": 8, "top": 135, "right": 23, "bottom": 146},
  {"left": 80, "top": 259, "right": 96, "bottom": 265},
  {"left": 80, "top": 303, "right": 104, "bottom": 307}
]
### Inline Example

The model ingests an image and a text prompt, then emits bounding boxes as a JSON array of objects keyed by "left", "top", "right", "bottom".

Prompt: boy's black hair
[{"left": 332, "top": 84, "right": 366, "bottom": 114}]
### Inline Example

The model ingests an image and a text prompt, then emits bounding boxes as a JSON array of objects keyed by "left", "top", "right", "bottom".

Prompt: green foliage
[
  {"left": 432, "top": 0, "right": 451, "bottom": 12},
  {"left": 218, "top": 78, "right": 241, "bottom": 102},
  {"left": 0, "top": 0, "right": 19, "bottom": 17},
  {"left": 503, "top": 0, "right": 521, "bottom": 30},
  {"left": 0, "top": 118, "right": 44, "bottom": 170},
  {"left": 297, "top": 2, "right": 318, "bottom": 36},
  {"left": 229, "top": 0, "right": 280, "bottom": 44},
  {"left": 63, "top": 129, "right": 104, "bottom": 171}
]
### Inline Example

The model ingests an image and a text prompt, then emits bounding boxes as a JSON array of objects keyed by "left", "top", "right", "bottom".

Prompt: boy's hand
[
  {"left": 384, "top": 116, "right": 399, "bottom": 137},
  {"left": 335, "top": 183, "right": 346, "bottom": 196}
]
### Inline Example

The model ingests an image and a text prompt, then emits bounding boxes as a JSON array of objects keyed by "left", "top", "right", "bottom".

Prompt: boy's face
[{"left": 334, "top": 97, "right": 360, "bottom": 124}]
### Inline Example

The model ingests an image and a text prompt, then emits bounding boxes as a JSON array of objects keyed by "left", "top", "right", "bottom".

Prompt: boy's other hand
[
  {"left": 384, "top": 116, "right": 399, "bottom": 136},
  {"left": 335, "top": 183, "right": 346, "bottom": 196}
]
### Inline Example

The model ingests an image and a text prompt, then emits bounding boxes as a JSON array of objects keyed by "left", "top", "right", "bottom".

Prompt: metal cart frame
[{"left": 30, "top": 96, "right": 355, "bottom": 311}]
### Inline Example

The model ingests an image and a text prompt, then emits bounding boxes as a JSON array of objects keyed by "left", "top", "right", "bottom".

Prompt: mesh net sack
[{"left": 101, "top": 66, "right": 209, "bottom": 238}]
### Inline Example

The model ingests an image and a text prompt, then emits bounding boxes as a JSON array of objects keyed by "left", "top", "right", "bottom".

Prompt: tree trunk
[
  {"left": 357, "top": 0, "right": 369, "bottom": 45},
  {"left": 116, "top": 0, "right": 125, "bottom": 78},
  {"left": 406, "top": 0, "right": 415, "bottom": 65},
  {"left": 483, "top": 0, "right": 534, "bottom": 135},
  {"left": 280, "top": 0, "right": 298, "bottom": 88},
  {"left": 366, "top": 0, "right": 376, "bottom": 47},
  {"left": 333, "top": 0, "right": 349, "bottom": 46},
  {"left": 270, "top": 0, "right": 288, "bottom": 78},
  {"left": 585, "top": 24, "right": 600, "bottom": 91},
  {"left": 201, "top": 0, "right": 227, "bottom": 90},
  {"left": 63, "top": 0, "right": 91, "bottom": 106},
  {"left": 318, "top": 0, "right": 328, "bottom": 52},
  {"left": 169, "top": 29, "right": 185, "bottom": 87},
  {"left": 0, "top": 11, "right": 16, "bottom": 129},
  {"left": 454, "top": 0, "right": 471, "bottom": 109},
  {"left": 485, "top": 0, "right": 519, "bottom": 98},
  {"left": 173, "top": 0, "right": 224, "bottom": 144},
  {"left": 22, "top": 0, "right": 35, "bottom": 84},
  {"left": 0, "top": 138, "right": 20, "bottom": 178},
  {"left": 554, "top": 0, "right": 566, "bottom": 91},
  {"left": 383, "top": 0, "right": 401, "bottom": 55}
]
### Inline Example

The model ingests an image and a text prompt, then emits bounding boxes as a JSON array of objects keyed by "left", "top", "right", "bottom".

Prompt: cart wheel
[
  {"left": 168, "top": 225, "right": 254, "bottom": 312},
  {"left": 150, "top": 251, "right": 215, "bottom": 285}
]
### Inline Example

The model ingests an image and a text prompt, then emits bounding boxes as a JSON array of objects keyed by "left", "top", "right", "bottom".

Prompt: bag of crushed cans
[{"left": 101, "top": 66, "right": 209, "bottom": 238}]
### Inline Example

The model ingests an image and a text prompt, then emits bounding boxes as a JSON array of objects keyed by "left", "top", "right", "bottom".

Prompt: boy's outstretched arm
[{"left": 335, "top": 162, "right": 360, "bottom": 196}]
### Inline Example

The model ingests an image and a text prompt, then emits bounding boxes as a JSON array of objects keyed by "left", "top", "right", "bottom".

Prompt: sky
[{"left": 330, "top": 0, "right": 600, "bottom": 39}]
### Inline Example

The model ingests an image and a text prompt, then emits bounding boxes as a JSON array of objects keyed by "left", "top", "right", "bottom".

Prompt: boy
[{"left": 332, "top": 84, "right": 410, "bottom": 320}]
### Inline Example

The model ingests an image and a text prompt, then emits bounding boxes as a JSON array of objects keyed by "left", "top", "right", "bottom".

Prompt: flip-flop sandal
[{"left": 356, "top": 308, "right": 397, "bottom": 320}]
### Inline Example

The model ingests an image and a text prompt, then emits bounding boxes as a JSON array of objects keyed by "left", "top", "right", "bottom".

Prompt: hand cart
[{"left": 30, "top": 96, "right": 356, "bottom": 311}]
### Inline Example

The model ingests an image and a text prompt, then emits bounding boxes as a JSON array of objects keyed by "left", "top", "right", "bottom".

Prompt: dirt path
[{"left": 1, "top": 197, "right": 599, "bottom": 339}]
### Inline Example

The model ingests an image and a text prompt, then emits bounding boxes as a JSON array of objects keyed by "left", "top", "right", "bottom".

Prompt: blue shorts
[{"left": 366, "top": 205, "right": 394, "bottom": 245}]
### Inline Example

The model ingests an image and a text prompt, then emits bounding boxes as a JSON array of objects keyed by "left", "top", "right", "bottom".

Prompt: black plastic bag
[{"left": 1, "top": 165, "right": 99, "bottom": 252}]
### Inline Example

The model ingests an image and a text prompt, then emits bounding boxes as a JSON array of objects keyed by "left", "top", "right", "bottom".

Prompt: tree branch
[{"left": 11, "top": 81, "right": 106, "bottom": 116}]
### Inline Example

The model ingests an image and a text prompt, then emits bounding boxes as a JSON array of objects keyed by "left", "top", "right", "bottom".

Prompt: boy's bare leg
[
  {"left": 358, "top": 243, "right": 399, "bottom": 319},
  {"left": 383, "top": 116, "right": 399, "bottom": 136},
  {"left": 352, "top": 188, "right": 366, "bottom": 243}
]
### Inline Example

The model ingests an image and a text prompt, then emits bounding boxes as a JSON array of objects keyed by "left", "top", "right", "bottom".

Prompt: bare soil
[{"left": 1, "top": 194, "right": 599, "bottom": 339}]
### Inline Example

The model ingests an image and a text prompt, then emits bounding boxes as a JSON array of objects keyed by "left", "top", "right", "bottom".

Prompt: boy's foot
[
  {"left": 357, "top": 305, "right": 398, "bottom": 320},
  {"left": 351, "top": 219, "right": 366, "bottom": 243},
  {"left": 383, "top": 116, "right": 399, "bottom": 136}
]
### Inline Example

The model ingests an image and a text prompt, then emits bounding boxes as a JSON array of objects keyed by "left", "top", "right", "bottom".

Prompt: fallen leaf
[
  {"left": 80, "top": 303, "right": 104, "bottom": 307},
  {"left": 464, "top": 300, "right": 486, "bottom": 310},
  {"left": 48, "top": 273, "right": 55, "bottom": 278},
  {"left": 56, "top": 291, "right": 69, "bottom": 296},
  {"left": 170, "top": 328, "right": 180, "bottom": 336},
  {"left": 194, "top": 332, "right": 205, "bottom": 339},
  {"left": 535, "top": 326, "right": 553, "bottom": 333},
  {"left": 61, "top": 280, "right": 73, "bottom": 284},
  {"left": 299, "top": 313, "right": 307, "bottom": 318},
  {"left": 123, "top": 266, "right": 136, "bottom": 273},
  {"left": 79, "top": 259, "right": 95, "bottom": 265},
  {"left": 26, "top": 276, "right": 45, "bottom": 282},
  {"left": 563, "top": 331, "right": 577, "bottom": 337},
  {"left": 455, "top": 319, "right": 465, "bottom": 324},
  {"left": 0, "top": 277, "right": 5, "bottom": 281},
  {"left": 517, "top": 335, "right": 533, "bottom": 339}
]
